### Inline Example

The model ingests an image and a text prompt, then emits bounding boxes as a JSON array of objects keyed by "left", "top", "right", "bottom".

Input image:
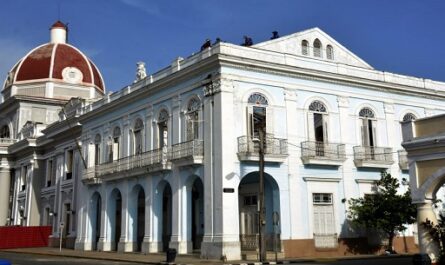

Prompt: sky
[{"left": 2, "top": 0, "right": 445, "bottom": 92}]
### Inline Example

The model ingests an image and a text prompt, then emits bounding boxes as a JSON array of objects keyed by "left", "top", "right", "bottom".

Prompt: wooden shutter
[
  {"left": 113, "top": 141, "right": 119, "bottom": 161},
  {"left": 361, "top": 119, "right": 370, "bottom": 146},
  {"left": 246, "top": 106, "right": 253, "bottom": 138},
  {"left": 371, "top": 120, "right": 377, "bottom": 147},
  {"left": 322, "top": 114, "right": 329, "bottom": 143},
  {"left": 307, "top": 112, "right": 315, "bottom": 141},
  {"left": 265, "top": 107, "right": 273, "bottom": 136}
]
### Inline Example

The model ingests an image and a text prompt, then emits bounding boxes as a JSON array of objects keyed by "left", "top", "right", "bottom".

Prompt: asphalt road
[
  {"left": 0, "top": 252, "right": 141, "bottom": 265},
  {"left": 0, "top": 251, "right": 414, "bottom": 265}
]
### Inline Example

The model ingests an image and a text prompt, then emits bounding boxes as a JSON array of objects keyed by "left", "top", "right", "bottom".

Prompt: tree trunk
[{"left": 388, "top": 232, "right": 394, "bottom": 252}]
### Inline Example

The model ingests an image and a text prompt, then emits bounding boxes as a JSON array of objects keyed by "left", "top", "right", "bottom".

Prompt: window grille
[
  {"left": 248, "top": 93, "right": 268, "bottom": 106},
  {"left": 309, "top": 100, "right": 327, "bottom": 113},
  {"left": 313, "top": 193, "right": 332, "bottom": 204},
  {"left": 403, "top": 113, "right": 416, "bottom": 122},
  {"left": 359, "top": 108, "right": 375, "bottom": 119}
]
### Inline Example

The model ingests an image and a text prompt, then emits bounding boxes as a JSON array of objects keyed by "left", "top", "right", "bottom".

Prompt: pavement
[{"left": 0, "top": 247, "right": 414, "bottom": 265}]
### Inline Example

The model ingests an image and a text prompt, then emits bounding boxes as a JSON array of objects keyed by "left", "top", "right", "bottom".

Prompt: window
[
  {"left": 66, "top": 150, "right": 73, "bottom": 180},
  {"left": 0, "top": 125, "right": 10, "bottom": 138},
  {"left": 20, "top": 166, "right": 27, "bottom": 191},
  {"left": 313, "top": 39, "right": 322, "bottom": 58},
  {"left": 247, "top": 93, "right": 269, "bottom": 138},
  {"left": 359, "top": 108, "right": 376, "bottom": 147},
  {"left": 63, "top": 203, "right": 71, "bottom": 236},
  {"left": 44, "top": 207, "right": 52, "bottom": 226},
  {"left": 109, "top": 127, "right": 121, "bottom": 161},
  {"left": 46, "top": 159, "right": 55, "bottom": 187},
  {"left": 94, "top": 134, "right": 101, "bottom": 165},
  {"left": 158, "top": 110, "right": 169, "bottom": 148},
  {"left": 302, "top": 40, "right": 309, "bottom": 55},
  {"left": 133, "top": 119, "right": 143, "bottom": 155},
  {"left": 326, "top": 45, "right": 334, "bottom": 60},
  {"left": 312, "top": 193, "right": 337, "bottom": 248},
  {"left": 403, "top": 113, "right": 416, "bottom": 122},
  {"left": 308, "top": 101, "right": 328, "bottom": 155},
  {"left": 186, "top": 98, "right": 200, "bottom": 141}
]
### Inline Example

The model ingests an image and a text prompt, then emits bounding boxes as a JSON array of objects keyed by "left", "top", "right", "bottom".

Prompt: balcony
[
  {"left": 301, "top": 141, "right": 346, "bottom": 166},
  {"left": 83, "top": 148, "right": 171, "bottom": 182},
  {"left": 398, "top": 150, "right": 409, "bottom": 171},
  {"left": 353, "top": 146, "right": 394, "bottom": 168},
  {"left": 237, "top": 135, "right": 288, "bottom": 163},
  {"left": 169, "top": 139, "right": 204, "bottom": 166}
]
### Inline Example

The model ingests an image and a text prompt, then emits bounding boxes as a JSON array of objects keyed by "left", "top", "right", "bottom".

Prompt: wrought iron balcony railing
[
  {"left": 301, "top": 141, "right": 346, "bottom": 165},
  {"left": 237, "top": 135, "right": 288, "bottom": 162},
  {"left": 353, "top": 146, "right": 394, "bottom": 168},
  {"left": 398, "top": 149, "right": 408, "bottom": 170},
  {"left": 83, "top": 147, "right": 170, "bottom": 182},
  {"left": 169, "top": 139, "right": 204, "bottom": 164}
]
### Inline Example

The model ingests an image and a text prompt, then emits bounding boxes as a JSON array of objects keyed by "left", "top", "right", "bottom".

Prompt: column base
[
  {"left": 98, "top": 240, "right": 114, "bottom": 251},
  {"left": 74, "top": 240, "right": 93, "bottom": 251},
  {"left": 118, "top": 241, "right": 136, "bottom": 252},
  {"left": 169, "top": 240, "right": 192, "bottom": 254},
  {"left": 200, "top": 240, "right": 241, "bottom": 261},
  {"left": 142, "top": 241, "right": 163, "bottom": 253}
]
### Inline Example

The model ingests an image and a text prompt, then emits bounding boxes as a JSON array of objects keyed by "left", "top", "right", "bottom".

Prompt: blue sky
[{"left": 2, "top": 0, "right": 445, "bottom": 92}]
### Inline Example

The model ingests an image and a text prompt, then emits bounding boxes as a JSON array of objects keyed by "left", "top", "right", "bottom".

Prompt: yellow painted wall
[
  {"left": 416, "top": 115, "right": 445, "bottom": 138},
  {"left": 416, "top": 159, "right": 445, "bottom": 188}
]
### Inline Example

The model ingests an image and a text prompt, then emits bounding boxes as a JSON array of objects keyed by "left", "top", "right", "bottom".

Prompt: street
[{"left": 0, "top": 251, "right": 413, "bottom": 265}]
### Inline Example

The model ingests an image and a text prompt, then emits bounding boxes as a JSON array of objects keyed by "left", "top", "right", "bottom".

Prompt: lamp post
[{"left": 258, "top": 121, "right": 266, "bottom": 262}]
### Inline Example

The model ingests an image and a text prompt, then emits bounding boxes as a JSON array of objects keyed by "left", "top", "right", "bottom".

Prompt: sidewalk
[{"left": 0, "top": 247, "right": 412, "bottom": 265}]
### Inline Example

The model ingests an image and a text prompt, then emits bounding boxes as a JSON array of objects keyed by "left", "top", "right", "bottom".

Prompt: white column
[
  {"left": 0, "top": 168, "right": 11, "bottom": 225},
  {"left": 416, "top": 202, "right": 440, "bottom": 263},
  {"left": 384, "top": 103, "right": 399, "bottom": 178},
  {"left": 98, "top": 188, "right": 110, "bottom": 251},
  {"left": 118, "top": 185, "right": 132, "bottom": 252},
  {"left": 169, "top": 167, "right": 189, "bottom": 253},
  {"left": 141, "top": 178, "right": 154, "bottom": 253}
]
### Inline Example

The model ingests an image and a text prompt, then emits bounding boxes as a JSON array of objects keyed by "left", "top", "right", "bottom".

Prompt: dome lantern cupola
[{"left": 50, "top": 20, "right": 67, "bottom": 44}]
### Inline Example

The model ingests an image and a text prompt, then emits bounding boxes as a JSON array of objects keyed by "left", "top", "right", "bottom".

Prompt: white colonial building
[{"left": 2, "top": 23, "right": 445, "bottom": 260}]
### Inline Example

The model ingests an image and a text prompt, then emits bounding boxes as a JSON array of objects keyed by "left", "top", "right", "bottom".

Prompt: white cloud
[
  {"left": 120, "top": 0, "right": 161, "bottom": 16},
  {"left": 0, "top": 38, "right": 31, "bottom": 82}
]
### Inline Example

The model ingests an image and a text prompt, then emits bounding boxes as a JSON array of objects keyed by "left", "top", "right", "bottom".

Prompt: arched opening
[
  {"left": 158, "top": 110, "right": 169, "bottom": 148},
  {"left": 0, "top": 125, "right": 10, "bottom": 138},
  {"left": 186, "top": 98, "right": 201, "bottom": 141},
  {"left": 89, "top": 192, "right": 102, "bottom": 250},
  {"left": 326, "top": 45, "right": 334, "bottom": 60},
  {"left": 238, "top": 172, "right": 281, "bottom": 251},
  {"left": 188, "top": 177, "right": 204, "bottom": 251},
  {"left": 133, "top": 119, "right": 144, "bottom": 155},
  {"left": 154, "top": 181, "right": 173, "bottom": 252},
  {"left": 107, "top": 188, "right": 122, "bottom": 251},
  {"left": 313, "top": 39, "right": 322, "bottom": 58},
  {"left": 128, "top": 185, "right": 146, "bottom": 252},
  {"left": 301, "top": 40, "right": 309, "bottom": 55}
]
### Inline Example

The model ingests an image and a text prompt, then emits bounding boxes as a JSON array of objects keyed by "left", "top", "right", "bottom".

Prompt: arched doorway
[
  {"left": 129, "top": 185, "right": 145, "bottom": 252},
  {"left": 108, "top": 188, "right": 122, "bottom": 251},
  {"left": 238, "top": 172, "right": 281, "bottom": 251},
  {"left": 162, "top": 184, "right": 172, "bottom": 251},
  {"left": 89, "top": 192, "right": 101, "bottom": 251},
  {"left": 190, "top": 177, "right": 204, "bottom": 251}
]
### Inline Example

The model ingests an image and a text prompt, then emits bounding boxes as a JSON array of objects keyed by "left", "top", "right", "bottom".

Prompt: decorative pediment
[
  {"left": 60, "top": 97, "right": 86, "bottom": 120},
  {"left": 253, "top": 27, "right": 373, "bottom": 69}
]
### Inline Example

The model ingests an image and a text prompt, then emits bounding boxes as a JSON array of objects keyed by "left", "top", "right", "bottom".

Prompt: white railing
[
  {"left": 169, "top": 139, "right": 203, "bottom": 161},
  {"left": 237, "top": 135, "right": 288, "bottom": 156},
  {"left": 353, "top": 146, "right": 393, "bottom": 163},
  {"left": 314, "top": 233, "right": 338, "bottom": 248},
  {"left": 301, "top": 141, "right": 345, "bottom": 160},
  {"left": 0, "top": 138, "right": 17, "bottom": 145},
  {"left": 91, "top": 148, "right": 168, "bottom": 178}
]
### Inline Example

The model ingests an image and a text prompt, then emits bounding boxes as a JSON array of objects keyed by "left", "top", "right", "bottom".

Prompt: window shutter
[
  {"left": 265, "top": 107, "right": 273, "bottom": 136},
  {"left": 371, "top": 121, "right": 377, "bottom": 147},
  {"left": 307, "top": 112, "right": 315, "bottom": 141},
  {"left": 113, "top": 141, "right": 119, "bottom": 161},
  {"left": 246, "top": 106, "right": 253, "bottom": 138},
  {"left": 361, "top": 119, "right": 369, "bottom": 146},
  {"left": 322, "top": 114, "right": 329, "bottom": 143}
]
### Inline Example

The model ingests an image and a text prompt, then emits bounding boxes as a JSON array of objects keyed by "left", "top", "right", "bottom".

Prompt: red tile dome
[{"left": 3, "top": 21, "right": 105, "bottom": 93}]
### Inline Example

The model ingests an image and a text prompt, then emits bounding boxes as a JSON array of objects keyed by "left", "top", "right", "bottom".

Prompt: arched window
[
  {"left": 133, "top": 119, "right": 143, "bottom": 155},
  {"left": 402, "top": 113, "right": 416, "bottom": 122},
  {"left": 247, "top": 93, "right": 269, "bottom": 138},
  {"left": 0, "top": 125, "right": 10, "bottom": 138},
  {"left": 302, "top": 40, "right": 309, "bottom": 56},
  {"left": 308, "top": 101, "right": 328, "bottom": 155},
  {"left": 313, "top": 39, "right": 322, "bottom": 58},
  {"left": 158, "top": 110, "right": 169, "bottom": 148},
  {"left": 359, "top": 108, "right": 376, "bottom": 147},
  {"left": 186, "top": 98, "right": 200, "bottom": 141},
  {"left": 94, "top": 134, "right": 101, "bottom": 165},
  {"left": 326, "top": 45, "right": 334, "bottom": 60}
]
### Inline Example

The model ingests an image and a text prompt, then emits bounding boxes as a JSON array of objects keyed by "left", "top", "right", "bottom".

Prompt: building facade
[{"left": 2, "top": 24, "right": 445, "bottom": 259}]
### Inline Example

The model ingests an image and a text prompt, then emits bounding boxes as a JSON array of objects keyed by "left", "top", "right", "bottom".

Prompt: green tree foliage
[
  {"left": 348, "top": 172, "right": 417, "bottom": 251},
  {"left": 423, "top": 214, "right": 445, "bottom": 264}
]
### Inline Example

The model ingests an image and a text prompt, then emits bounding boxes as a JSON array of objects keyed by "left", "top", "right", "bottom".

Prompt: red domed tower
[{"left": 2, "top": 21, "right": 105, "bottom": 101}]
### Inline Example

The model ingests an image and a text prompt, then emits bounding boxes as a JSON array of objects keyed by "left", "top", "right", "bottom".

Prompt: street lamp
[{"left": 255, "top": 116, "right": 266, "bottom": 262}]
